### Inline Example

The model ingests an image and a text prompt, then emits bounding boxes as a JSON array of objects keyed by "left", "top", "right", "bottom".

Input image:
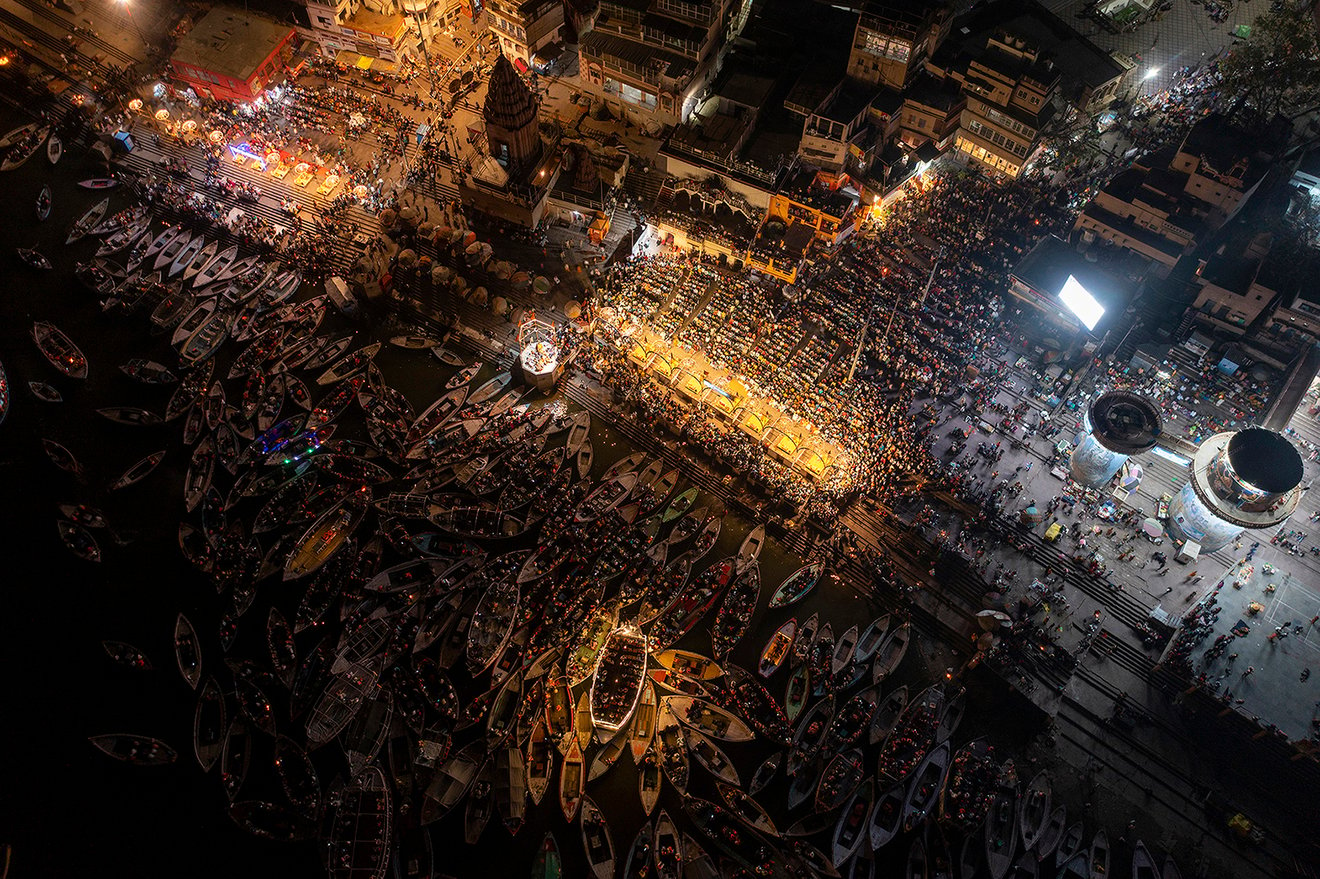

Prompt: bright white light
[
  {"left": 1143, "top": 67, "right": 1161, "bottom": 81},
  {"left": 1059, "top": 274, "right": 1105, "bottom": 331}
]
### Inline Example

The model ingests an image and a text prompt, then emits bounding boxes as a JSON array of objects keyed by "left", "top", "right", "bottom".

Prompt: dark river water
[{"left": 0, "top": 107, "right": 1042, "bottom": 879}]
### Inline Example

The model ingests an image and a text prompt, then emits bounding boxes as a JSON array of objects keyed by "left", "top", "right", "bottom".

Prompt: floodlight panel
[{"left": 1059, "top": 275, "right": 1104, "bottom": 331}]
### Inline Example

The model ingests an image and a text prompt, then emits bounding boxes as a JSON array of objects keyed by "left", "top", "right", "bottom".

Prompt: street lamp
[{"left": 116, "top": 0, "right": 151, "bottom": 55}]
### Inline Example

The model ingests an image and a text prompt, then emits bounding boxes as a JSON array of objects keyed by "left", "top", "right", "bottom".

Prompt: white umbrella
[
  {"left": 397, "top": 249, "right": 417, "bottom": 268},
  {"left": 564, "top": 300, "right": 581, "bottom": 319},
  {"left": 469, "top": 286, "right": 488, "bottom": 306},
  {"left": 431, "top": 265, "right": 454, "bottom": 285},
  {"left": 492, "top": 296, "right": 509, "bottom": 316}
]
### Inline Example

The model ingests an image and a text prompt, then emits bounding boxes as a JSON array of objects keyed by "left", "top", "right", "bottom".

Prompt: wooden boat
[
  {"left": 686, "top": 728, "right": 739, "bottom": 785},
  {"left": 760, "top": 615, "right": 797, "bottom": 675},
  {"left": 0, "top": 121, "right": 40, "bottom": 148},
  {"left": 581, "top": 798, "right": 615, "bottom": 879},
  {"left": 193, "top": 677, "right": 227, "bottom": 771},
  {"left": 748, "top": 751, "right": 781, "bottom": 796},
  {"left": 717, "top": 781, "right": 779, "bottom": 837},
  {"left": 464, "top": 760, "right": 495, "bottom": 844},
  {"left": 57, "top": 520, "right": 100, "bottom": 562},
  {"left": 0, "top": 124, "right": 47, "bottom": 170},
  {"left": 174, "top": 613, "right": 203, "bottom": 690},
  {"left": 171, "top": 298, "right": 218, "bottom": 346},
  {"left": 526, "top": 721, "right": 552, "bottom": 806},
  {"left": 326, "top": 766, "right": 392, "bottom": 879},
  {"left": 736, "top": 524, "right": 766, "bottom": 574},
  {"left": 31, "top": 321, "right": 87, "bottom": 379},
  {"left": 768, "top": 561, "right": 825, "bottom": 608},
  {"left": 68, "top": 199, "right": 110, "bottom": 246},
  {"left": 1056, "top": 824, "right": 1085, "bottom": 870},
  {"left": 78, "top": 178, "right": 118, "bottom": 189},
  {"left": 653, "top": 649, "right": 723, "bottom": 680},
  {"left": 102, "top": 640, "right": 150, "bottom": 669},
  {"left": 808, "top": 622, "right": 835, "bottom": 696},
  {"left": 1131, "top": 842, "right": 1158, "bottom": 879},
  {"left": 1088, "top": 831, "right": 1109, "bottom": 879},
  {"left": 832, "top": 624, "right": 859, "bottom": 676},
  {"left": 832, "top": 778, "right": 874, "bottom": 867},
  {"left": 97, "top": 406, "right": 163, "bottom": 427},
  {"left": 46, "top": 134, "right": 61, "bottom": 164},
  {"left": 89, "top": 734, "right": 177, "bottom": 765},
  {"left": 306, "top": 657, "right": 384, "bottom": 748},
  {"left": 108, "top": 450, "right": 166, "bottom": 491},
  {"left": 558, "top": 737, "right": 584, "bottom": 821},
  {"left": 868, "top": 778, "right": 907, "bottom": 851},
  {"left": 35, "top": 184, "right": 50, "bottom": 220},
  {"left": 586, "top": 727, "right": 629, "bottom": 780},
  {"left": 1034, "top": 806, "right": 1067, "bottom": 864},
  {"left": 627, "top": 680, "right": 658, "bottom": 762},
  {"left": 389, "top": 333, "right": 440, "bottom": 349},
  {"left": 192, "top": 244, "right": 237, "bottom": 288},
  {"left": 577, "top": 438, "right": 593, "bottom": 480},
  {"left": 653, "top": 811, "right": 681, "bottom": 879},
  {"left": 283, "top": 487, "right": 370, "bottom": 580},
  {"left": 28, "top": 381, "right": 60, "bottom": 404},
  {"left": 120, "top": 359, "right": 177, "bottom": 385},
  {"left": 784, "top": 663, "right": 810, "bottom": 724},
  {"left": 984, "top": 783, "right": 1020, "bottom": 879},
  {"left": 219, "top": 719, "right": 252, "bottom": 800},
  {"left": 654, "top": 700, "right": 689, "bottom": 794},
  {"left": 638, "top": 747, "right": 662, "bottom": 816},
  {"left": 902, "top": 741, "right": 952, "bottom": 831},
  {"left": 16, "top": 246, "right": 51, "bottom": 269},
  {"left": 937, "top": 687, "right": 966, "bottom": 744},
  {"left": 573, "top": 690, "right": 593, "bottom": 751},
  {"left": 315, "top": 341, "right": 381, "bottom": 386},
  {"left": 155, "top": 230, "right": 195, "bottom": 272},
  {"left": 663, "top": 696, "right": 754, "bottom": 742},
  {"left": 815, "top": 747, "right": 865, "bottom": 814},
  {"left": 1018, "top": 771, "right": 1052, "bottom": 852},
  {"left": 167, "top": 234, "right": 205, "bottom": 277},
  {"left": 42, "top": 438, "right": 83, "bottom": 476},
  {"left": 1162, "top": 857, "right": 1183, "bottom": 879},
  {"left": 710, "top": 563, "right": 761, "bottom": 657},
  {"left": 648, "top": 668, "right": 712, "bottom": 700},
  {"left": 790, "top": 612, "right": 818, "bottom": 668},
  {"left": 273, "top": 735, "right": 321, "bottom": 813},
  {"left": 873, "top": 621, "right": 911, "bottom": 684},
  {"left": 856, "top": 614, "right": 890, "bottom": 664}
]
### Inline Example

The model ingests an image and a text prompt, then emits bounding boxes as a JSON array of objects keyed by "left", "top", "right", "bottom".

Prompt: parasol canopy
[
  {"left": 976, "top": 609, "right": 1012, "bottom": 631},
  {"left": 511, "top": 272, "right": 531, "bottom": 290},
  {"left": 492, "top": 296, "right": 509, "bottom": 316},
  {"left": 469, "top": 286, "right": 489, "bottom": 306},
  {"left": 431, "top": 265, "right": 453, "bottom": 285},
  {"left": 397, "top": 249, "right": 417, "bottom": 267},
  {"left": 1141, "top": 518, "right": 1163, "bottom": 539},
  {"left": 533, "top": 276, "right": 551, "bottom": 294},
  {"left": 564, "top": 300, "right": 582, "bottom": 319}
]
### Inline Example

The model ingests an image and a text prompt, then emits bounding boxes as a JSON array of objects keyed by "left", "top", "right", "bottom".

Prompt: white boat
[
  {"left": 192, "top": 244, "right": 238, "bottom": 289},
  {"left": 167, "top": 235, "right": 206, "bottom": 277},
  {"left": 46, "top": 134, "right": 61, "bottom": 164},
  {"left": 180, "top": 240, "right": 218, "bottom": 281},
  {"left": 580, "top": 797, "right": 615, "bottom": 879},
  {"left": 589, "top": 625, "right": 649, "bottom": 732},
  {"left": 67, "top": 198, "right": 109, "bottom": 245}
]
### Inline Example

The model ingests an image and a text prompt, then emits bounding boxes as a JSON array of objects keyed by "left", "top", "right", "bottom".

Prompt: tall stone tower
[
  {"left": 1069, "top": 390, "right": 1162, "bottom": 487},
  {"left": 1167, "top": 427, "right": 1303, "bottom": 553},
  {"left": 483, "top": 53, "right": 542, "bottom": 174}
]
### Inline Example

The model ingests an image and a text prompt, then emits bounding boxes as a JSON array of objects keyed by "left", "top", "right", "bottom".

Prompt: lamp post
[{"left": 116, "top": 0, "right": 151, "bottom": 56}]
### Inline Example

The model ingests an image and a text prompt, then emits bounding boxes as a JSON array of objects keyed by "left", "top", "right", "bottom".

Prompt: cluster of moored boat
[{"left": 51, "top": 189, "right": 1182, "bottom": 879}]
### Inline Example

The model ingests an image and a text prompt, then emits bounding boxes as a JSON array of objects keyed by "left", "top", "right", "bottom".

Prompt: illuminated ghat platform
[
  {"left": 516, "top": 317, "right": 564, "bottom": 392},
  {"left": 606, "top": 319, "right": 848, "bottom": 484}
]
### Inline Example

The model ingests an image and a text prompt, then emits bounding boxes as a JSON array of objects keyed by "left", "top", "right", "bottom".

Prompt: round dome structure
[{"left": 1088, "top": 390, "right": 1162, "bottom": 454}]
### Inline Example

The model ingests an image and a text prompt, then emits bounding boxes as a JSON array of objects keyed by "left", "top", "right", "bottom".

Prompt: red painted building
[{"left": 169, "top": 7, "right": 301, "bottom": 103}]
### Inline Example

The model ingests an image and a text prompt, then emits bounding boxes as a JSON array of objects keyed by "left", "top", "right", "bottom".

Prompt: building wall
[
  {"left": 487, "top": 0, "right": 563, "bottom": 64},
  {"left": 1072, "top": 213, "right": 1180, "bottom": 272},
  {"left": 169, "top": 33, "right": 294, "bottom": 103}
]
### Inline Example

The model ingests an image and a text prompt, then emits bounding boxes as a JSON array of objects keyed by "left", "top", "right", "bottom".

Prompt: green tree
[{"left": 1218, "top": 2, "right": 1320, "bottom": 119}]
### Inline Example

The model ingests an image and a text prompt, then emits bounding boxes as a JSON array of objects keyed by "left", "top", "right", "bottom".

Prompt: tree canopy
[{"left": 1218, "top": 1, "right": 1320, "bottom": 119}]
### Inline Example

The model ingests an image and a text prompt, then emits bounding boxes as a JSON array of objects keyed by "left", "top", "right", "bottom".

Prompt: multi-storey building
[
  {"left": 938, "top": 31, "right": 1058, "bottom": 179},
  {"left": 843, "top": 0, "right": 949, "bottom": 91},
  {"left": 578, "top": 0, "right": 734, "bottom": 127},
  {"left": 299, "top": 0, "right": 416, "bottom": 65},
  {"left": 486, "top": 0, "right": 564, "bottom": 68},
  {"left": 1075, "top": 113, "right": 1289, "bottom": 275},
  {"left": 170, "top": 7, "right": 300, "bottom": 103}
]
